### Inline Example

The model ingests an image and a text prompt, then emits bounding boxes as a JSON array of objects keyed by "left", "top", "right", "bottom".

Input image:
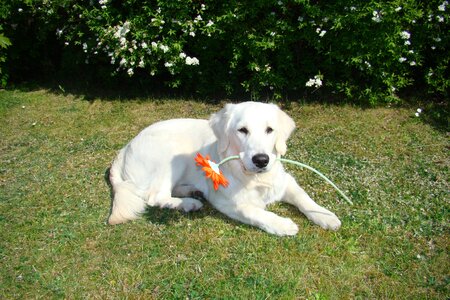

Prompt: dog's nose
[{"left": 252, "top": 153, "right": 270, "bottom": 168}]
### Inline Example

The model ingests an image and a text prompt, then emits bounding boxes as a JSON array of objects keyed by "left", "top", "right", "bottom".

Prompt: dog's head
[{"left": 209, "top": 102, "right": 295, "bottom": 174}]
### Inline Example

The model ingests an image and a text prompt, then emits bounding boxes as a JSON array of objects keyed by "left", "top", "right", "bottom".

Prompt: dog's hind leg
[{"left": 108, "top": 182, "right": 147, "bottom": 225}]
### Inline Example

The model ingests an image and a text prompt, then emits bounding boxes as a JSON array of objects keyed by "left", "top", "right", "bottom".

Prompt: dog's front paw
[
  {"left": 264, "top": 217, "right": 299, "bottom": 236},
  {"left": 180, "top": 198, "right": 203, "bottom": 212},
  {"left": 307, "top": 209, "right": 341, "bottom": 231}
]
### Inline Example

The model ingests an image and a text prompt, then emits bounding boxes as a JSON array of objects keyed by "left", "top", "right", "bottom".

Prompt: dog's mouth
[
  {"left": 236, "top": 152, "right": 271, "bottom": 175},
  {"left": 240, "top": 161, "right": 268, "bottom": 174}
]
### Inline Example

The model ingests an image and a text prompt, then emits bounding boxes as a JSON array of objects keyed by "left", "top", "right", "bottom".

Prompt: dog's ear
[
  {"left": 209, "top": 104, "right": 234, "bottom": 154},
  {"left": 275, "top": 108, "right": 296, "bottom": 156}
]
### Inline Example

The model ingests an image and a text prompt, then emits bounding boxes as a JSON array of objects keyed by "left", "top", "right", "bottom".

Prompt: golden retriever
[{"left": 108, "top": 102, "right": 341, "bottom": 236}]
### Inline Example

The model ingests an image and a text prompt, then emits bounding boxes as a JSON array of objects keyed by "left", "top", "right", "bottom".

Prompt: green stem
[
  {"left": 217, "top": 155, "right": 353, "bottom": 205},
  {"left": 218, "top": 155, "right": 240, "bottom": 166},
  {"left": 278, "top": 158, "right": 353, "bottom": 205}
]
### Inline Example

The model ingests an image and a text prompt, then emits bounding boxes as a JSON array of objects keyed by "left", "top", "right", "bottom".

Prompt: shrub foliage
[{"left": 1, "top": 0, "right": 449, "bottom": 103}]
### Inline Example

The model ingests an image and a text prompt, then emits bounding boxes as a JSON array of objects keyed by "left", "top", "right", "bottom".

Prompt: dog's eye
[
  {"left": 266, "top": 127, "right": 274, "bottom": 134},
  {"left": 238, "top": 127, "right": 249, "bottom": 135}
]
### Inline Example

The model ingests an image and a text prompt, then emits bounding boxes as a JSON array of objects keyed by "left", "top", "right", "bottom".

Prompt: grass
[{"left": 0, "top": 88, "right": 448, "bottom": 299}]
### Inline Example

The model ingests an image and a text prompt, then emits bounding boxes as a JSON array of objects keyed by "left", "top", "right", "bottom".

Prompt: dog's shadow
[
  {"left": 104, "top": 167, "right": 305, "bottom": 230},
  {"left": 104, "top": 167, "right": 221, "bottom": 226}
]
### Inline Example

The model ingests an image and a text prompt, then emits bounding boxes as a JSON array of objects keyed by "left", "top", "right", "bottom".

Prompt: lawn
[{"left": 0, "top": 88, "right": 448, "bottom": 299}]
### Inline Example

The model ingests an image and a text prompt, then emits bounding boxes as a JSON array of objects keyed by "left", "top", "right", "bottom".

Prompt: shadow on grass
[
  {"left": 7, "top": 76, "right": 448, "bottom": 133},
  {"left": 104, "top": 165, "right": 230, "bottom": 227},
  {"left": 8, "top": 76, "right": 227, "bottom": 104}
]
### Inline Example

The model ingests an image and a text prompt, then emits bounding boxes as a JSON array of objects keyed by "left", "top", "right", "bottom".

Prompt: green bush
[
  {"left": 0, "top": 28, "right": 12, "bottom": 88},
  {"left": 2, "top": 0, "right": 449, "bottom": 103}
]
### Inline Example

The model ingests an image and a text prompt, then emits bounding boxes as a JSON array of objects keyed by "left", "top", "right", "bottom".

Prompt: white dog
[{"left": 108, "top": 102, "right": 341, "bottom": 236}]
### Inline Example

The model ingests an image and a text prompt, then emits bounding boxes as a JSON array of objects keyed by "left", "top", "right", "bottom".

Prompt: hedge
[{"left": 1, "top": 0, "right": 449, "bottom": 104}]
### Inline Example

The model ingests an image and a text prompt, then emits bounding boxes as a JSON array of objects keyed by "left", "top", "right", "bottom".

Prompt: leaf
[{"left": 0, "top": 34, "right": 12, "bottom": 49}]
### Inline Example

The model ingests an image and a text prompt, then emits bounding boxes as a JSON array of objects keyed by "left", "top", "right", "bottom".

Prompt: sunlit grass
[{"left": 1, "top": 89, "right": 448, "bottom": 298}]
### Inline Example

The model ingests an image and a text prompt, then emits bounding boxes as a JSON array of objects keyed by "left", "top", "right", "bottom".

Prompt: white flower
[
  {"left": 400, "top": 31, "right": 410, "bottom": 39},
  {"left": 372, "top": 11, "right": 382, "bottom": 23},
  {"left": 417, "top": 108, "right": 422, "bottom": 113},
  {"left": 189, "top": 32, "right": 196, "bottom": 37},
  {"left": 298, "top": 16, "right": 304, "bottom": 22},
  {"left": 119, "top": 58, "right": 127, "bottom": 66},
  {"left": 99, "top": 0, "right": 108, "bottom": 5},
  {"left": 201, "top": 4, "right": 206, "bottom": 10},
  {"left": 305, "top": 75, "right": 323, "bottom": 88},
  {"left": 206, "top": 20, "right": 214, "bottom": 27},
  {"left": 408, "top": 50, "right": 414, "bottom": 54},
  {"left": 431, "top": 46, "right": 436, "bottom": 50},
  {"left": 437, "top": 15, "right": 444, "bottom": 22},
  {"left": 185, "top": 56, "right": 200, "bottom": 65},
  {"left": 395, "top": 7, "right": 402, "bottom": 12},
  {"left": 316, "top": 27, "right": 321, "bottom": 33},
  {"left": 399, "top": 57, "right": 407, "bottom": 63},
  {"left": 179, "top": 52, "right": 187, "bottom": 59},
  {"left": 127, "top": 68, "right": 134, "bottom": 76},
  {"left": 433, "top": 37, "right": 442, "bottom": 42},
  {"left": 350, "top": 6, "right": 356, "bottom": 11},
  {"left": 83, "top": 43, "right": 88, "bottom": 50},
  {"left": 410, "top": 61, "right": 416, "bottom": 66},
  {"left": 141, "top": 42, "right": 148, "bottom": 48},
  {"left": 56, "top": 29, "right": 63, "bottom": 37},
  {"left": 365, "top": 61, "right": 371, "bottom": 68},
  {"left": 415, "top": 112, "right": 420, "bottom": 117},
  {"left": 122, "top": 21, "right": 130, "bottom": 34},
  {"left": 138, "top": 59, "right": 145, "bottom": 68},
  {"left": 164, "top": 62, "right": 173, "bottom": 68},
  {"left": 404, "top": 40, "right": 411, "bottom": 46},
  {"left": 319, "top": 30, "right": 326, "bottom": 37},
  {"left": 305, "top": 79, "right": 315, "bottom": 87},
  {"left": 159, "top": 44, "right": 169, "bottom": 53},
  {"left": 438, "top": 1, "right": 447, "bottom": 11},
  {"left": 18, "top": 8, "right": 23, "bottom": 12},
  {"left": 151, "top": 41, "right": 158, "bottom": 48},
  {"left": 114, "top": 22, "right": 130, "bottom": 39}
]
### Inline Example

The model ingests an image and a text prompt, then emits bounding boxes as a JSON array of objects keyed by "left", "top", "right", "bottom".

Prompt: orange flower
[{"left": 195, "top": 153, "right": 229, "bottom": 191}]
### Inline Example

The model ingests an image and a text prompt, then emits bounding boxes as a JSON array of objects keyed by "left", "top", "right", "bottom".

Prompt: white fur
[{"left": 108, "top": 102, "right": 341, "bottom": 236}]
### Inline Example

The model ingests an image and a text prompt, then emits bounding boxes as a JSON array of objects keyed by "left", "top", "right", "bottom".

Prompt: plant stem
[
  {"left": 218, "top": 155, "right": 240, "bottom": 166},
  {"left": 217, "top": 155, "right": 353, "bottom": 205},
  {"left": 278, "top": 158, "right": 353, "bottom": 205}
]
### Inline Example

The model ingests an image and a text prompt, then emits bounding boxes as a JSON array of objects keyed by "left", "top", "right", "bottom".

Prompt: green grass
[{"left": 1, "top": 88, "right": 448, "bottom": 299}]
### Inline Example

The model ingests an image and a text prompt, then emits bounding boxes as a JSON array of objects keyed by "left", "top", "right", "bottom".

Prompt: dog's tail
[{"left": 108, "top": 148, "right": 147, "bottom": 225}]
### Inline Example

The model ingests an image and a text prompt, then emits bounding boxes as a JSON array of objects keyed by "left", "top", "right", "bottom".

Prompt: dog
[{"left": 108, "top": 101, "right": 341, "bottom": 236}]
